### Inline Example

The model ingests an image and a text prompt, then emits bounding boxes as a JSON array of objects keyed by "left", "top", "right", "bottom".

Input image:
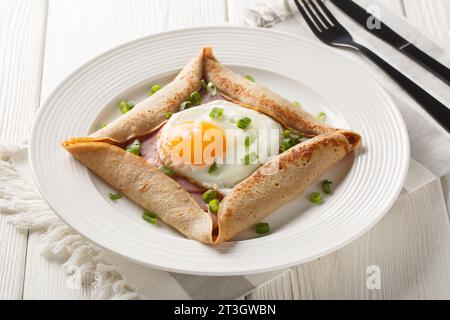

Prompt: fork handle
[{"left": 353, "top": 43, "right": 450, "bottom": 133}]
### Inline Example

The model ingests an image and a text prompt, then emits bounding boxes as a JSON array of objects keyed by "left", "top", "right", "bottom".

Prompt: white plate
[{"left": 30, "top": 26, "right": 409, "bottom": 276}]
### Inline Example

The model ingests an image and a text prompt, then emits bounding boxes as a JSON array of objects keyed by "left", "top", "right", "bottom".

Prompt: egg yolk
[{"left": 163, "top": 121, "right": 226, "bottom": 165}]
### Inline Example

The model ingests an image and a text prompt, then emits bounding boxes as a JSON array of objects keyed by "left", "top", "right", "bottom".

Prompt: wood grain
[
  {"left": 22, "top": 0, "right": 227, "bottom": 300},
  {"left": 0, "top": 0, "right": 48, "bottom": 300},
  {"left": 245, "top": 0, "right": 450, "bottom": 300},
  {"left": 247, "top": 180, "right": 450, "bottom": 299},
  {"left": 1, "top": 0, "right": 449, "bottom": 300},
  {"left": 403, "top": 0, "right": 450, "bottom": 43}
]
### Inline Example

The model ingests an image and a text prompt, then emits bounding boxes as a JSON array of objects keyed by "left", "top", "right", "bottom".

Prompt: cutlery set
[{"left": 293, "top": 0, "right": 450, "bottom": 132}]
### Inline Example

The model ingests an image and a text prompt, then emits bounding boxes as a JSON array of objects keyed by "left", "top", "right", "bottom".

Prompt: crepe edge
[
  {"left": 213, "top": 131, "right": 357, "bottom": 243},
  {"left": 62, "top": 138, "right": 214, "bottom": 244}
]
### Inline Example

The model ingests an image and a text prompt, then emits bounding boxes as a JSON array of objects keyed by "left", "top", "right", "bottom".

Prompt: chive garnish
[
  {"left": 280, "top": 129, "right": 303, "bottom": 153},
  {"left": 208, "top": 199, "right": 220, "bottom": 214},
  {"left": 126, "top": 139, "right": 141, "bottom": 155},
  {"left": 256, "top": 222, "right": 270, "bottom": 235},
  {"left": 209, "top": 107, "right": 224, "bottom": 120},
  {"left": 236, "top": 117, "right": 252, "bottom": 130},
  {"left": 200, "top": 79, "right": 207, "bottom": 89},
  {"left": 322, "top": 180, "right": 333, "bottom": 195},
  {"left": 190, "top": 91, "right": 202, "bottom": 106},
  {"left": 241, "top": 152, "right": 258, "bottom": 165},
  {"left": 108, "top": 193, "right": 122, "bottom": 201},
  {"left": 180, "top": 101, "right": 192, "bottom": 111},
  {"left": 119, "top": 100, "right": 135, "bottom": 114},
  {"left": 126, "top": 139, "right": 141, "bottom": 156},
  {"left": 244, "top": 135, "right": 257, "bottom": 147},
  {"left": 316, "top": 112, "right": 326, "bottom": 121},
  {"left": 164, "top": 112, "right": 173, "bottom": 119},
  {"left": 142, "top": 211, "right": 158, "bottom": 224},
  {"left": 159, "top": 165, "right": 174, "bottom": 177},
  {"left": 208, "top": 162, "right": 218, "bottom": 174},
  {"left": 148, "top": 84, "right": 161, "bottom": 96},
  {"left": 202, "top": 189, "right": 217, "bottom": 203},
  {"left": 244, "top": 75, "right": 255, "bottom": 82},
  {"left": 309, "top": 192, "right": 322, "bottom": 204},
  {"left": 293, "top": 101, "right": 301, "bottom": 107}
]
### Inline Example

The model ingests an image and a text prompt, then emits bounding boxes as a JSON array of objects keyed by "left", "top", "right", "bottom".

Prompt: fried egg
[{"left": 157, "top": 100, "right": 282, "bottom": 194}]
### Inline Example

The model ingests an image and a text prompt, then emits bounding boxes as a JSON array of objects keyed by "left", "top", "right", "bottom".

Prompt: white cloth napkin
[
  {"left": 1, "top": 0, "right": 449, "bottom": 300},
  {"left": 244, "top": 0, "right": 450, "bottom": 193}
]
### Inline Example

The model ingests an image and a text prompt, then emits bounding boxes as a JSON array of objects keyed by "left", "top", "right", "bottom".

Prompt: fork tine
[
  {"left": 308, "top": 0, "right": 332, "bottom": 28},
  {"left": 299, "top": 0, "right": 327, "bottom": 30},
  {"left": 293, "top": 0, "right": 322, "bottom": 35},
  {"left": 314, "top": 0, "right": 340, "bottom": 26}
]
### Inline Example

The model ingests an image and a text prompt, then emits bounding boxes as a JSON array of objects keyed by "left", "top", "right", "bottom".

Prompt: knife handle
[
  {"left": 353, "top": 42, "right": 450, "bottom": 133},
  {"left": 401, "top": 44, "right": 450, "bottom": 85}
]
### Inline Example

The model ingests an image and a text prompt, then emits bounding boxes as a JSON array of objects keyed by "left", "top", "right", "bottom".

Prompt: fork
[{"left": 293, "top": 0, "right": 450, "bottom": 133}]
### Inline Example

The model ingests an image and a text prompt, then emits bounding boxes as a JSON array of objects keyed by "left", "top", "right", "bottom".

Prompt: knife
[{"left": 330, "top": 0, "right": 450, "bottom": 85}]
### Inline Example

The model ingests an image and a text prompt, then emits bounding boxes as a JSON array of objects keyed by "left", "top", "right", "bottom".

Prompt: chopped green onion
[
  {"left": 244, "top": 75, "right": 255, "bottom": 82},
  {"left": 316, "top": 112, "right": 326, "bottom": 121},
  {"left": 206, "top": 82, "right": 217, "bottom": 96},
  {"left": 208, "top": 162, "right": 218, "bottom": 174},
  {"left": 256, "top": 222, "right": 270, "bottom": 235},
  {"left": 142, "top": 211, "right": 158, "bottom": 224},
  {"left": 280, "top": 129, "right": 303, "bottom": 153},
  {"left": 293, "top": 101, "right": 301, "bottom": 107},
  {"left": 126, "top": 139, "right": 141, "bottom": 156},
  {"left": 190, "top": 91, "right": 202, "bottom": 106},
  {"left": 283, "top": 130, "right": 291, "bottom": 138},
  {"left": 159, "top": 165, "right": 174, "bottom": 177},
  {"left": 241, "top": 152, "right": 258, "bottom": 165},
  {"left": 180, "top": 101, "right": 192, "bottom": 111},
  {"left": 244, "top": 135, "right": 257, "bottom": 147},
  {"left": 100, "top": 123, "right": 107, "bottom": 129},
  {"left": 119, "top": 100, "right": 135, "bottom": 114},
  {"left": 208, "top": 199, "right": 220, "bottom": 214},
  {"left": 322, "top": 180, "right": 333, "bottom": 195},
  {"left": 148, "top": 84, "right": 161, "bottom": 96},
  {"left": 236, "top": 117, "right": 252, "bottom": 130},
  {"left": 202, "top": 189, "right": 217, "bottom": 203},
  {"left": 200, "top": 79, "right": 207, "bottom": 89},
  {"left": 309, "top": 192, "right": 322, "bottom": 204},
  {"left": 209, "top": 107, "right": 223, "bottom": 120},
  {"left": 280, "top": 138, "right": 292, "bottom": 153},
  {"left": 164, "top": 112, "right": 173, "bottom": 119},
  {"left": 108, "top": 193, "right": 122, "bottom": 201}
]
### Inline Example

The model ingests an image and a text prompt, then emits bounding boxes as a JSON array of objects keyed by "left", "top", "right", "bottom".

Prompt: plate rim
[{"left": 29, "top": 25, "right": 410, "bottom": 275}]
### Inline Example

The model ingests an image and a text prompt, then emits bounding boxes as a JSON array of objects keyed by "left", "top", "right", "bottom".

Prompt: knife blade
[{"left": 330, "top": 0, "right": 450, "bottom": 85}]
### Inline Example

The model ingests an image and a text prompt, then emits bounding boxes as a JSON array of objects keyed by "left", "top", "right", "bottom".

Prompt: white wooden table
[{"left": 1, "top": 0, "right": 449, "bottom": 300}]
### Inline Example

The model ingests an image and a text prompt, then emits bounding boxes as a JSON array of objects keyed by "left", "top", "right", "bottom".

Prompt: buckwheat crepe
[{"left": 63, "top": 47, "right": 362, "bottom": 244}]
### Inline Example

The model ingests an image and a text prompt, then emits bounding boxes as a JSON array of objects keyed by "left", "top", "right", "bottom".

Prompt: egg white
[{"left": 157, "top": 100, "right": 282, "bottom": 194}]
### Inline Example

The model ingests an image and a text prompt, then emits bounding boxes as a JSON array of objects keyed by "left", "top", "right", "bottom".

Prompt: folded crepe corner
[
  {"left": 89, "top": 47, "right": 206, "bottom": 144},
  {"left": 214, "top": 131, "right": 356, "bottom": 243},
  {"left": 62, "top": 46, "right": 362, "bottom": 244},
  {"left": 64, "top": 139, "right": 214, "bottom": 244}
]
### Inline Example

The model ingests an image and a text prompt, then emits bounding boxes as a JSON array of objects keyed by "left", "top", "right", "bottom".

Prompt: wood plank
[
  {"left": 23, "top": 0, "right": 227, "bottom": 299},
  {"left": 247, "top": 180, "right": 450, "bottom": 299},
  {"left": 22, "top": 232, "right": 93, "bottom": 300},
  {"left": 403, "top": 0, "right": 450, "bottom": 43},
  {"left": 41, "top": 0, "right": 227, "bottom": 100},
  {"left": 0, "top": 0, "right": 48, "bottom": 300},
  {"left": 241, "top": 0, "right": 450, "bottom": 300}
]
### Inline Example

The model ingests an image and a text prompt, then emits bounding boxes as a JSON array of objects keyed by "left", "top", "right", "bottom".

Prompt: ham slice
[{"left": 140, "top": 126, "right": 207, "bottom": 207}]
